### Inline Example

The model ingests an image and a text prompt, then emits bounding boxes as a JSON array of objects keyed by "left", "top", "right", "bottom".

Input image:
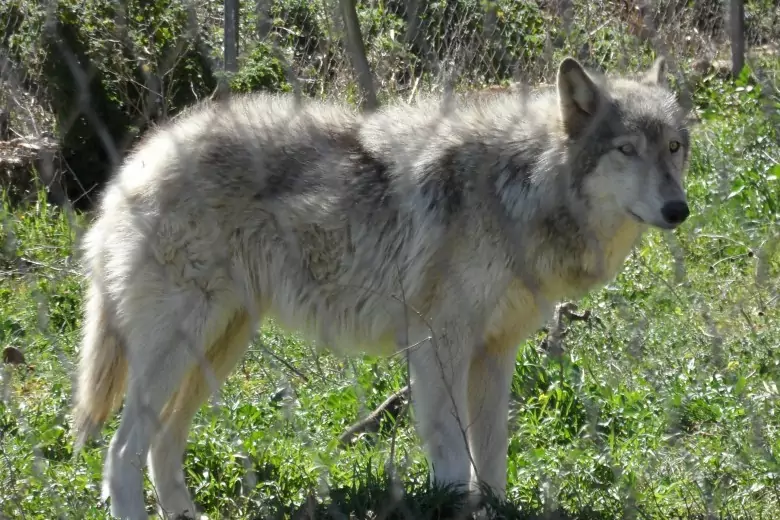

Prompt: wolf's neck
[{"left": 492, "top": 150, "right": 645, "bottom": 297}]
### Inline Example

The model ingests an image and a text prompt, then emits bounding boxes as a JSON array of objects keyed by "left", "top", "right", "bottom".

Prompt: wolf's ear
[
  {"left": 557, "top": 57, "right": 601, "bottom": 138},
  {"left": 642, "top": 57, "right": 668, "bottom": 87}
]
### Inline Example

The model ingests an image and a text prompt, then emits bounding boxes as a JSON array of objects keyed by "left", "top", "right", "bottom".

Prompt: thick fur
[{"left": 72, "top": 57, "right": 692, "bottom": 519}]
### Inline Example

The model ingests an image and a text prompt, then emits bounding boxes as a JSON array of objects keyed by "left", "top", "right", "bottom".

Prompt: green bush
[
  {"left": 229, "top": 42, "right": 292, "bottom": 94},
  {"left": 1, "top": 0, "right": 218, "bottom": 209}
]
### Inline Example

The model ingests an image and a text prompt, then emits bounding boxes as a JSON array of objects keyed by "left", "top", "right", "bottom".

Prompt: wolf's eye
[
  {"left": 669, "top": 140, "right": 681, "bottom": 153},
  {"left": 618, "top": 143, "right": 637, "bottom": 156}
]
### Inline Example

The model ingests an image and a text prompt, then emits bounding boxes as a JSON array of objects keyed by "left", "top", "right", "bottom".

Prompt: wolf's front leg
[
  {"left": 407, "top": 330, "right": 474, "bottom": 490},
  {"left": 466, "top": 344, "right": 519, "bottom": 498}
]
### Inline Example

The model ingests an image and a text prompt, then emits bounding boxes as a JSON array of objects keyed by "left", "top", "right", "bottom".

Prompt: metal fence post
[
  {"left": 730, "top": 0, "right": 745, "bottom": 76},
  {"left": 225, "top": 0, "right": 240, "bottom": 74}
]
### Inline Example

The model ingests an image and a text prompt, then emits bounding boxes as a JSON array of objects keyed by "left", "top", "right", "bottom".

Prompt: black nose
[{"left": 661, "top": 200, "right": 690, "bottom": 225}]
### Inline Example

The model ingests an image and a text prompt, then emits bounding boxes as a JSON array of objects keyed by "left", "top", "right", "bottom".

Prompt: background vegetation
[{"left": 1, "top": 0, "right": 779, "bottom": 518}]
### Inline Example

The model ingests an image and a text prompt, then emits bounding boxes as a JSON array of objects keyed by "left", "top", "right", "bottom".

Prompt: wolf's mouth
[
  {"left": 627, "top": 209, "right": 680, "bottom": 230},
  {"left": 627, "top": 210, "right": 645, "bottom": 224}
]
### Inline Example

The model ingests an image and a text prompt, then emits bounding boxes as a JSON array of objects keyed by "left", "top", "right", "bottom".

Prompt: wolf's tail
[{"left": 72, "top": 245, "right": 128, "bottom": 452}]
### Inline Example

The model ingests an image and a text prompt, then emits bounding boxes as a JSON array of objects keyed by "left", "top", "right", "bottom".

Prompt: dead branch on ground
[{"left": 338, "top": 302, "right": 600, "bottom": 446}]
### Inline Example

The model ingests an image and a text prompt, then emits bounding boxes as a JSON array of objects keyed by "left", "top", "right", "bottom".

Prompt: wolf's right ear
[{"left": 557, "top": 57, "right": 601, "bottom": 138}]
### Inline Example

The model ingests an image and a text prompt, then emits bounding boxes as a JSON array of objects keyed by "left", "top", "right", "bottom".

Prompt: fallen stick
[
  {"left": 338, "top": 302, "right": 598, "bottom": 445},
  {"left": 338, "top": 384, "right": 410, "bottom": 446}
]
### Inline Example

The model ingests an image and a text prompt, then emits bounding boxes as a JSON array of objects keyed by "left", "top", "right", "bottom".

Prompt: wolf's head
[{"left": 557, "top": 57, "right": 691, "bottom": 230}]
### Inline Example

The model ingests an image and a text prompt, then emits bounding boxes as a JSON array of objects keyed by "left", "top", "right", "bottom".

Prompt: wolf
[{"left": 71, "top": 55, "right": 692, "bottom": 519}]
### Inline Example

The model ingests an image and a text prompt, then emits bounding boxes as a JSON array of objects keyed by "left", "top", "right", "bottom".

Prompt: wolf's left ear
[
  {"left": 642, "top": 57, "right": 668, "bottom": 87},
  {"left": 557, "top": 57, "right": 601, "bottom": 138}
]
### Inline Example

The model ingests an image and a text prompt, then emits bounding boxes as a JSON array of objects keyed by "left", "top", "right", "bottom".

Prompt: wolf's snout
[{"left": 661, "top": 200, "right": 690, "bottom": 225}]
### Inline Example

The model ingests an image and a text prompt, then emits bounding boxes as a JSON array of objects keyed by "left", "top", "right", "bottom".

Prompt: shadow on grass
[{"left": 274, "top": 474, "right": 604, "bottom": 520}]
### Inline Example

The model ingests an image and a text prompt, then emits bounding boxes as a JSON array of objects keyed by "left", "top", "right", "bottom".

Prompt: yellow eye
[
  {"left": 669, "top": 140, "right": 681, "bottom": 153},
  {"left": 619, "top": 143, "right": 637, "bottom": 156}
]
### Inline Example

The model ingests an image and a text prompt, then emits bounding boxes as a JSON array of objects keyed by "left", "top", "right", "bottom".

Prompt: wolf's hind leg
[
  {"left": 102, "top": 287, "right": 236, "bottom": 520},
  {"left": 148, "top": 309, "right": 256, "bottom": 519}
]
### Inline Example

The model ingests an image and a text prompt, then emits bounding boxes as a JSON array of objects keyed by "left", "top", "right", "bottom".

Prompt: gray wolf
[{"left": 71, "top": 56, "right": 691, "bottom": 519}]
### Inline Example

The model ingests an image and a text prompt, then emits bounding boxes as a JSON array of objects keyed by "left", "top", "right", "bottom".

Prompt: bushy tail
[{"left": 72, "top": 275, "right": 128, "bottom": 452}]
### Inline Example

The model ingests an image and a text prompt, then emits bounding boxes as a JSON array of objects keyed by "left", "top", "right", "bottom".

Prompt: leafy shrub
[
  {"left": 229, "top": 42, "right": 292, "bottom": 94},
  {"left": 1, "top": 0, "right": 218, "bottom": 209}
]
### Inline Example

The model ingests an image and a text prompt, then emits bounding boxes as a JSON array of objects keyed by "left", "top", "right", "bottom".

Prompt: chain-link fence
[{"left": 1, "top": 0, "right": 779, "bottom": 519}]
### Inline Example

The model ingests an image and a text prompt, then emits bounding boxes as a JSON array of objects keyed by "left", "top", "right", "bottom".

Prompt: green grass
[{"left": 1, "top": 69, "right": 779, "bottom": 519}]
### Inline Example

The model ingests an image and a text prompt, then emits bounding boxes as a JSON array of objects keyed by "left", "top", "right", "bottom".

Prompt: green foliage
[
  {"left": 230, "top": 42, "right": 292, "bottom": 94},
  {"left": 1, "top": 0, "right": 218, "bottom": 208},
  {"left": 691, "top": 65, "right": 780, "bottom": 223}
]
